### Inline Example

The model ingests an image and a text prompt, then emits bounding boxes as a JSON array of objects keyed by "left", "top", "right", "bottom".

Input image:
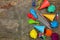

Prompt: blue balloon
[
  {"left": 50, "top": 21, "right": 58, "bottom": 28},
  {"left": 34, "top": 25, "right": 45, "bottom": 33},
  {"left": 30, "top": 8, "right": 38, "bottom": 18},
  {"left": 32, "top": 2, "right": 36, "bottom": 6}
]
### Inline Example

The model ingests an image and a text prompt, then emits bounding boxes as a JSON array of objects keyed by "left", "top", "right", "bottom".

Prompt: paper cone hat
[
  {"left": 38, "top": 0, "right": 50, "bottom": 10},
  {"left": 34, "top": 25, "right": 45, "bottom": 33},
  {"left": 42, "top": 14, "right": 56, "bottom": 21}
]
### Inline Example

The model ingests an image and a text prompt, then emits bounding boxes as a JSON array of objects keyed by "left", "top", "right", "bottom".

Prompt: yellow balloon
[
  {"left": 36, "top": 0, "right": 42, "bottom": 10},
  {"left": 37, "top": 0, "right": 42, "bottom": 5},
  {"left": 30, "top": 29, "right": 37, "bottom": 39}
]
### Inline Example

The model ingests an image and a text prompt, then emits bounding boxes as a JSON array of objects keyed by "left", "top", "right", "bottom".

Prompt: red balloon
[{"left": 27, "top": 13, "right": 36, "bottom": 20}]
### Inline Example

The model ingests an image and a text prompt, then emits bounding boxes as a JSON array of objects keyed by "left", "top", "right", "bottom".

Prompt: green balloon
[
  {"left": 28, "top": 19, "right": 39, "bottom": 24},
  {"left": 47, "top": 5, "right": 56, "bottom": 13},
  {"left": 42, "top": 35, "right": 46, "bottom": 40}
]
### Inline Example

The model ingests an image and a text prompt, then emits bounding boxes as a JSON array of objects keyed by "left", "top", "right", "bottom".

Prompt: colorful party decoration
[
  {"left": 34, "top": 25, "right": 45, "bottom": 33},
  {"left": 32, "top": 0, "right": 36, "bottom": 7},
  {"left": 38, "top": 33, "right": 42, "bottom": 37},
  {"left": 50, "top": 20, "right": 58, "bottom": 28},
  {"left": 27, "top": 0, "right": 59, "bottom": 40},
  {"left": 42, "top": 35, "right": 46, "bottom": 40},
  {"left": 30, "top": 8, "right": 38, "bottom": 18},
  {"left": 56, "top": 13, "right": 59, "bottom": 20},
  {"left": 30, "top": 29, "right": 37, "bottom": 39},
  {"left": 27, "top": 13, "right": 36, "bottom": 20},
  {"left": 28, "top": 19, "right": 39, "bottom": 24},
  {"left": 45, "top": 29, "right": 52, "bottom": 37},
  {"left": 36, "top": 0, "right": 42, "bottom": 9},
  {"left": 47, "top": 4, "right": 56, "bottom": 13},
  {"left": 37, "top": 0, "right": 42, "bottom": 5},
  {"left": 42, "top": 13, "right": 56, "bottom": 21},
  {"left": 38, "top": 0, "right": 50, "bottom": 10},
  {"left": 51, "top": 33, "right": 59, "bottom": 40}
]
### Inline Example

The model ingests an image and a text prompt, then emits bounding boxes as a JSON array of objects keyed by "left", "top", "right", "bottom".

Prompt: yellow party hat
[{"left": 42, "top": 14, "right": 56, "bottom": 21}]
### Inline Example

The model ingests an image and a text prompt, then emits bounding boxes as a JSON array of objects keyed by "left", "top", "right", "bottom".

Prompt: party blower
[{"left": 37, "top": 13, "right": 51, "bottom": 29}]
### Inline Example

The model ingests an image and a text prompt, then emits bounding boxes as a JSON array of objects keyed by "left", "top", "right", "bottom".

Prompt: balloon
[
  {"left": 45, "top": 29, "right": 52, "bottom": 37},
  {"left": 30, "top": 8, "right": 38, "bottom": 18},
  {"left": 51, "top": 33, "right": 59, "bottom": 40},
  {"left": 30, "top": 29, "right": 37, "bottom": 39},
  {"left": 32, "top": 1, "right": 36, "bottom": 7},
  {"left": 42, "top": 35, "right": 46, "bottom": 40},
  {"left": 38, "top": 33, "right": 42, "bottom": 37},
  {"left": 28, "top": 19, "right": 39, "bottom": 24},
  {"left": 47, "top": 4, "right": 56, "bottom": 13},
  {"left": 27, "top": 13, "right": 36, "bottom": 20},
  {"left": 50, "top": 20, "right": 59, "bottom": 28}
]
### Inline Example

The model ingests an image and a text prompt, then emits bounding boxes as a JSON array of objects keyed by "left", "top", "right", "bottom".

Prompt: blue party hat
[{"left": 34, "top": 25, "right": 45, "bottom": 33}]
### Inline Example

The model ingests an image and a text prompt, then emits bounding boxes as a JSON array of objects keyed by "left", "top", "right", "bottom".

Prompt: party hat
[
  {"left": 42, "top": 13, "right": 55, "bottom": 21},
  {"left": 38, "top": 0, "right": 50, "bottom": 10},
  {"left": 34, "top": 25, "right": 45, "bottom": 33}
]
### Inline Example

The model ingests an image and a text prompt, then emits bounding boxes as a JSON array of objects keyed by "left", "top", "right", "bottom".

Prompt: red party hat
[{"left": 38, "top": 0, "right": 50, "bottom": 10}]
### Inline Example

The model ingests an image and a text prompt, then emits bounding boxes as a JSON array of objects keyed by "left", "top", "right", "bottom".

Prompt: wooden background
[{"left": 0, "top": 0, "right": 60, "bottom": 40}]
